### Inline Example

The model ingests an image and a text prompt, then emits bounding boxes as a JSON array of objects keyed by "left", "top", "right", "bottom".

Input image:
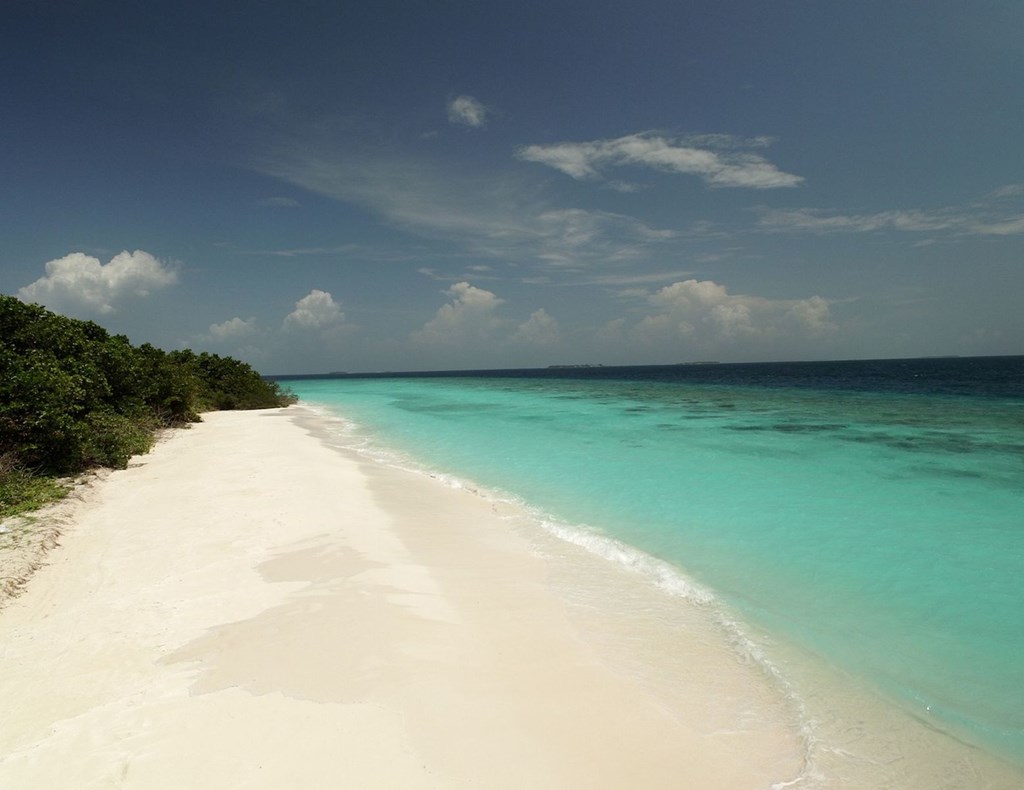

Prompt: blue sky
[{"left": 2, "top": 0, "right": 1021, "bottom": 374}]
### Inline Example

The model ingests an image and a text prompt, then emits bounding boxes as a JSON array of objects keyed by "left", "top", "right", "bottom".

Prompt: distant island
[{"left": 546, "top": 361, "right": 722, "bottom": 369}]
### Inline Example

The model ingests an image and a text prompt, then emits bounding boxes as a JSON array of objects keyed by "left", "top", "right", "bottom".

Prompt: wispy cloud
[
  {"left": 758, "top": 202, "right": 1024, "bottom": 237},
  {"left": 972, "top": 216, "right": 1024, "bottom": 235},
  {"left": 259, "top": 196, "right": 301, "bottom": 208},
  {"left": 988, "top": 183, "right": 1024, "bottom": 199},
  {"left": 238, "top": 242, "right": 422, "bottom": 261},
  {"left": 447, "top": 95, "right": 489, "bottom": 128},
  {"left": 605, "top": 180, "right": 645, "bottom": 193},
  {"left": 417, "top": 263, "right": 506, "bottom": 284},
  {"left": 251, "top": 142, "right": 679, "bottom": 272},
  {"left": 575, "top": 269, "right": 697, "bottom": 288},
  {"left": 757, "top": 207, "right": 965, "bottom": 234},
  {"left": 516, "top": 131, "right": 803, "bottom": 189},
  {"left": 254, "top": 146, "right": 533, "bottom": 242},
  {"left": 534, "top": 209, "right": 678, "bottom": 268}
]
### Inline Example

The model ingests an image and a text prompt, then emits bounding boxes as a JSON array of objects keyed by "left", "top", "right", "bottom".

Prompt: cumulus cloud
[
  {"left": 18, "top": 250, "right": 177, "bottom": 314},
  {"left": 784, "top": 295, "right": 833, "bottom": 332},
  {"left": 411, "top": 284, "right": 563, "bottom": 366},
  {"left": 284, "top": 289, "right": 344, "bottom": 329},
  {"left": 209, "top": 316, "right": 257, "bottom": 341},
  {"left": 413, "top": 282, "right": 505, "bottom": 346},
  {"left": 516, "top": 132, "right": 803, "bottom": 189},
  {"left": 447, "top": 281, "right": 502, "bottom": 309},
  {"left": 513, "top": 309, "right": 560, "bottom": 346},
  {"left": 636, "top": 279, "right": 834, "bottom": 345},
  {"left": 447, "top": 95, "right": 488, "bottom": 128}
]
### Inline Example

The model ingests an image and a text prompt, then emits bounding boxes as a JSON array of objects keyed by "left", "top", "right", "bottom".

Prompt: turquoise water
[{"left": 284, "top": 361, "right": 1024, "bottom": 766}]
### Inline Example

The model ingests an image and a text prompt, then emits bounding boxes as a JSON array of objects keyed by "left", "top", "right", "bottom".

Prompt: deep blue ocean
[{"left": 281, "top": 356, "right": 1024, "bottom": 774}]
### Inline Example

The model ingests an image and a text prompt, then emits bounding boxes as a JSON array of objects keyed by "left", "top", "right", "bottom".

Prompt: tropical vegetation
[{"left": 0, "top": 295, "right": 295, "bottom": 517}]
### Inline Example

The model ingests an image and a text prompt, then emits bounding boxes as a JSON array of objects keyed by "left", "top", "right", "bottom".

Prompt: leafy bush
[
  {"left": 83, "top": 412, "right": 156, "bottom": 469},
  {"left": 194, "top": 352, "right": 296, "bottom": 410}
]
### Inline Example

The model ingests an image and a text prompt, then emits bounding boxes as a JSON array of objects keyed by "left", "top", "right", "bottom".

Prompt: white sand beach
[{"left": 0, "top": 407, "right": 805, "bottom": 788}]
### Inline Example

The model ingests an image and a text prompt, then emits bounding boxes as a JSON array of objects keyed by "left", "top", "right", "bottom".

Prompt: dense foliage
[{"left": 0, "top": 295, "right": 294, "bottom": 515}]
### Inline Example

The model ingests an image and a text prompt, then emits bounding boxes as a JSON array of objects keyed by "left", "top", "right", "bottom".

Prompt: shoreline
[
  {"left": 0, "top": 407, "right": 804, "bottom": 788},
  {"left": 299, "top": 400, "right": 1024, "bottom": 788}
]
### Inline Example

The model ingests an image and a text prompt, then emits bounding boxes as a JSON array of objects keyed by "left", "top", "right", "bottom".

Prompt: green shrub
[{"left": 83, "top": 412, "right": 155, "bottom": 469}]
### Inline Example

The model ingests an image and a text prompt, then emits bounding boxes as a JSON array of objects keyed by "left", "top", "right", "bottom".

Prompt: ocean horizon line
[{"left": 269, "top": 352, "right": 1022, "bottom": 381}]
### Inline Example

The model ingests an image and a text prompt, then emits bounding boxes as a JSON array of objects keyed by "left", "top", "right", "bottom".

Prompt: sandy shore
[{"left": 0, "top": 407, "right": 805, "bottom": 788}]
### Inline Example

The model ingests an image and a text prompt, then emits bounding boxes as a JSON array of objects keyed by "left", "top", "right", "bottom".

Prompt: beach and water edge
[
  {"left": 0, "top": 405, "right": 1021, "bottom": 788},
  {"left": 297, "top": 394, "right": 1024, "bottom": 790}
]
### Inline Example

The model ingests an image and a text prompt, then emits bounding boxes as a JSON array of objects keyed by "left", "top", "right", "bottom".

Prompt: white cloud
[
  {"left": 513, "top": 309, "right": 560, "bottom": 346},
  {"left": 516, "top": 132, "right": 803, "bottom": 189},
  {"left": 447, "top": 95, "right": 488, "bottom": 128},
  {"left": 411, "top": 285, "right": 563, "bottom": 366},
  {"left": 405, "top": 279, "right": 832, "bottom": 366},
  {"left": 412, "top": 282, "right": 505, "bottom": 346},
  {"left": 635, "top": 279, "right": 834, "bottom": 345},
  {"left": 784, "top": 295, "right": 833, "bottom": 332},
  {"left": 448, "top": 281, "right": 501, "bottom": 309},
  {"left": 284, "top": 289, "right": 344, "bottom": 329},
  {"left": 18, "top": 250, "right": 178, "bottom": 314},
  {"left": 209, "top": 316, "right": 257, "bottom": 341},
  {"left": 647, "top": 279, "right": 754, "bottom": 339}
]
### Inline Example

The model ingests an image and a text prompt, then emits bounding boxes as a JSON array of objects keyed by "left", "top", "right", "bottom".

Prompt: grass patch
[{"left": 0, "top": 455, "right": 68, "bottom": 520}]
